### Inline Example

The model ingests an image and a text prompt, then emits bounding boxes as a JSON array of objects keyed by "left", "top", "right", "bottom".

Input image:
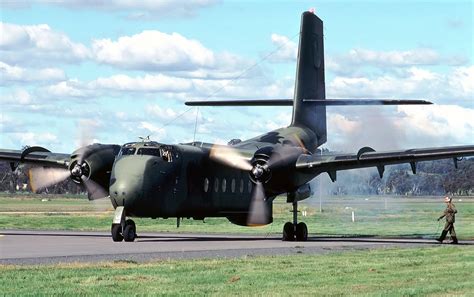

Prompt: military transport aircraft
[{"left": 1, "top": 11, "right": 473, "bottom": 242}]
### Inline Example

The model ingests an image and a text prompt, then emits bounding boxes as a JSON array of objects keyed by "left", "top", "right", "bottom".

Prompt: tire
[
  {"left": 111, "top": 224, "right": 123, "bottom": 242},
  {"left": 123, "top": 223, "right": 136, "bottom": 242},
  {"left": 125, "top": 219, "right": 136, "bottom": 231},
  {"left": 295, "top": 222, "right": 308, "bottom": 241},
  {"left": 282, "top": 222, "right": 295, "bottom": 241}
]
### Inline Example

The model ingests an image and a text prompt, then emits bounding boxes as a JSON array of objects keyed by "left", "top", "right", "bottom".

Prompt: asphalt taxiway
[{"left": 1, "top": 230, "right": 470, "bottom": 265}]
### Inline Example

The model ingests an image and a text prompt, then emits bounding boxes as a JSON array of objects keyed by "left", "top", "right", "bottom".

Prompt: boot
[
  {"left": 436, "top": 230, "right": 448, "bottom": 243},
  {"left": 451, "top": 236, "right": 458, "bottom": 244}
]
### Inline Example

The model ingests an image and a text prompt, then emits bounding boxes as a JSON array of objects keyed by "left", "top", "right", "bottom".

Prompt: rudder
[{"left": 291, "top": 11, "right": 327, "bottom": 146}]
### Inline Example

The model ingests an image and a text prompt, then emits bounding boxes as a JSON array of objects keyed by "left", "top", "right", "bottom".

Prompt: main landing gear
[
  {"left": 111, "top": 206, "right": 136, "bottom": 242},
  {"left": 282, "top": 201, "right": 308, "bottom": 241}
]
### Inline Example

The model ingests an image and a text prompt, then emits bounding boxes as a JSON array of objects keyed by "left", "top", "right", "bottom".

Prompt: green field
[
  {"left": 1, "top": 194, "right": 473, "bottom": 239},
  {"left": 1, "top": 246, "right": 473, "bottom": 296}
]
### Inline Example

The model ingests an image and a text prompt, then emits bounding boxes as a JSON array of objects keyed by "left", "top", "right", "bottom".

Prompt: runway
[{"left": 1, "top": 230, "right": 470, "bottom": 265}]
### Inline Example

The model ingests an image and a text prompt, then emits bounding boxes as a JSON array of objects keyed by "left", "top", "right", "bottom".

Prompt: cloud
[
  {"left": 93, "top": 74, "right": 193, "bottom": 93},
  {"left": 268, "top": 34, "right": 468, "bottom": 69},
  {"left": 10, "top": 132, "right": 60, "bottom": 147},
  {"left": 1, "top": 89, "right": 35, "bottom": 105},
  {"left": 35, "top": 0, "right": 220, "bottom": 19},
  {"left": 36, "top": 71, "right": 294, "bottom": 102},
  {"left": 397, "top": 104, "right": 474, "bottom": 146},
  {"left": 0, "top": 22, "right": 90, "bottom": 66},
  {"left": 267, "top": 33, "right": 297, "bottom": 63},
  {"left": 326, "top": 104, "right": 473, "bottom": 151},
  {"left": 0, "top": 61, "right": 66, "bottom": 85},
  {"left": 40, "top": 79, "right": 92, "bottom": 99},
  {"left": 327, "top": 66, "right": 474, "bottom": 106},
  {"left": 92, "top": 30, "right": 251, "bottom": 75},
  {"left": 328, "top": 48, "right": 468, "bottom": 75},
  {"left": 346, "top": 48, "right": 442, "bottom": 67}
]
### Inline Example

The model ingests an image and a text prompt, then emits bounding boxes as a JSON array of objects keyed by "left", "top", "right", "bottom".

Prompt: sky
[{"left": 1, "top": 0, "right": 473, "bottom": 154}]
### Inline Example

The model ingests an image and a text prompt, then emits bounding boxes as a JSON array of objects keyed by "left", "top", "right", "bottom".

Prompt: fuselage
[{"left": 108, "top": 125, "right": 319, "bottom": 225}]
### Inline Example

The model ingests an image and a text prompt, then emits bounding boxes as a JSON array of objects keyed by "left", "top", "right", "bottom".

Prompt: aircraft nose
[{"left": 109, "top": 156, "right": 146, "bottom": 210}]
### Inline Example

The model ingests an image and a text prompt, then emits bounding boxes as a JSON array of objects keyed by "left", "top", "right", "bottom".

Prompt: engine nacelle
[
  {"left": 69, "top": 144, "right": 120, "bottom": 191},
  {"left": 287, "top": 183, "right": 312, "bottom": 202}
]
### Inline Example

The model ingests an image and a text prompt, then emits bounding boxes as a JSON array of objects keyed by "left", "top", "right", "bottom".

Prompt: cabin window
[
  {"left": 231, "top": 179, "right": 236, "bottom": 193},
  {"left": 203, "top": 178, "right": 209, "bottom": 193},
  {"left": 248, "top": 181, "right": 252, "bottom": 193},
  {"left": 214, "top": 178, "right": 219, "bottom": 192},
  {"left": 239, "top": 179, "right": 244, "bottom": 193},
  {"left": 222, "top": 179, "right": 227, "bottom": 192}
]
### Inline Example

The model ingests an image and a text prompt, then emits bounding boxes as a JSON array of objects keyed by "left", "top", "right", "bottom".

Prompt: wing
[
  {"left": 296, "top": 145, "right": 474, "bottom": 181},
  {"left": 0, "top": 146, "right": 70, "bottom": 170}
]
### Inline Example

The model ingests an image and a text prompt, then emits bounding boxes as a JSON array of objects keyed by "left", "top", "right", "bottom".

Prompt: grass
[
  {"left": 1, "top": 246, "right": 473, "bottom": 296},
  {"left": 0, "top": 195, "right": 473, "bottom": 239}
]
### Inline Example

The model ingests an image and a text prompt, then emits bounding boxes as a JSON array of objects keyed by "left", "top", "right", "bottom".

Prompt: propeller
[
  {"left": 247, "top": 181, "right": 270, "bottom": 226},
  {"left": 210, "top": 137, "right": 308, "bottom": 226},
  {"left": 209, "top": 145, "right": 252, "bottom": 171},
  {"left": 27, "top": 121, "right": 109, "bottom": 201},
  {"left": 28, "top": 167, "right": 71, "bottom": 193}
]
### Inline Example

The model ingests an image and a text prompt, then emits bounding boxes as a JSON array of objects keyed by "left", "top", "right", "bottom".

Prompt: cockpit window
[
  {"left": 119, "top": 147, "right": 136, "bottom": 156},
  {"left": 137, "top": 148, "right": 161, "bottom": 157}
]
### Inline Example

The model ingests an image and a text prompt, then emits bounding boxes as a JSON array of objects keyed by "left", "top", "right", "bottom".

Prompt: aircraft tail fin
[{"left": 291, "top": 11, "right": 327, "bottom": 146}]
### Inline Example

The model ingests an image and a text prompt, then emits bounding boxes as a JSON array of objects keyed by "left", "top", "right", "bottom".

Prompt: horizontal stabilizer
[
  {"left": 303, "top": 99, "right": 432, "bottom": 105},
  {"left": 185, "top": 99, "right": 293, "bottom": 106},
  {"left": 185, "top": 99, "right": 432, "bottom": 106}
]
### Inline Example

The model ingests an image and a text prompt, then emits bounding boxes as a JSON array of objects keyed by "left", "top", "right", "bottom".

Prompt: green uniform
[{"left": 437, "top": 203, "right": 458, "bottom": 243}]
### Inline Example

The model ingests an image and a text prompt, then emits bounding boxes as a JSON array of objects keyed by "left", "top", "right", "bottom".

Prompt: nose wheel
[
  {"left": 111, "top": 206, "right": 136, "bottom": 242},
  {"left": 282, "top": 201, "right": 308, "bottom": 241},
  {"left": 123, "top": 219, "right": 136, "bottom": 242}
]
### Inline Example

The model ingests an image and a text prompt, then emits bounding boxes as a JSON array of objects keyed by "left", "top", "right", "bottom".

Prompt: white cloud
[
  {"left": 92, "top": 30, "right": 249, "bottom": 75},
  {"left": 327, "top": 66, "right": 474, "bottom": 106},
  {"left": 41, "top": 0, "right": 220, "bottom": 19},
  {"left": 136, "top": 122, "right": 167, "bottom": 140},
  {"left": 41, "top": 79, "right": 91, "bottom": 99},
  {"left": 10, "top": 132, "right": 60, "bottom": 147},
  {"left": 0, "top": 22, "right": 90, "bottom": 66},
  {"left": 93, "top": 31, "right": 212, "bottom": 71},
  {"left": 346, "top": 48, "right": 441, "bottom": 67},
  {"left": 268, "top": 33, "right": 467, "bottom": 67},
  {"left": 37, "top": 72, "right": 293, "bottom": 102},
  {"left": 0, "top": 61, "right": 66, "bottom": 85},
  {"left": 93, "top": 74, "right": 193, "bottom": 93},
  {"left": 1, "top": 89, "right": 34, "bottom": 105},
  {"left": 397, "top": 104, "right": 474, "bottom": 146},
  {"left": 328, "top": 48, "right": 468, "bottom": 73},
  {"left": 268, "top": 33, "right": 297, "bottom": 63},
  {"left": 326, "top": 104, "right": 473, "bottom": 152}
]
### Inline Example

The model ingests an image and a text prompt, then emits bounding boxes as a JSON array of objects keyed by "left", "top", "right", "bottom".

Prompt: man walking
[{"left": 436, "top": 196, "right": 458, "bottom": 244}]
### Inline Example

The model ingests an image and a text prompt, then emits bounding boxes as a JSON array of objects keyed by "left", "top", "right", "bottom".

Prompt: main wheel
[
  {"left": 295, "top": 222, "right": 308, "bottom": 241},
  {"left": 123, "top": 220, "right": 136, "bottom": 242},
  {"left": 282, "top": 222, "right": 295, "bottom": 241},
  {"left": 111, "top": 224, "right": 123, "bottom": 242}
]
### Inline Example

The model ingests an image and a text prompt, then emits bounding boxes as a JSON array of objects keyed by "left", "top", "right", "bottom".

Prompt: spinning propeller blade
[
  {"left": 209, "top": 145, "right": 252, "bottom": 171},
  {"left": 247, "top": 181, "right": 269, "bottom": 226},
  {"left": 81, "top": 176, "right": 109, "bottom": 200},
  {"left": 28, "top": 167, "right": 71, "bottom": 193}
]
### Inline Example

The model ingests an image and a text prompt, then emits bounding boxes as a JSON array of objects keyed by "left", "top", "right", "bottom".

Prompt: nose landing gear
[
  {"left": 282, "top": 201, "right": 308, "bottom": 241},
  {"left": 111, "top": 206, "right": 137, "bottom": 242}
]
